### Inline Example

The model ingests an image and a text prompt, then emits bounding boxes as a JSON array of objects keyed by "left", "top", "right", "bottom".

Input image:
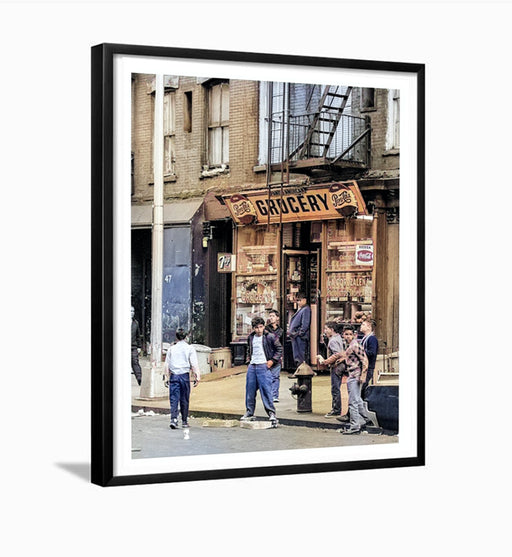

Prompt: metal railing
[{"left": 269, "top": 112, "right": 370, "bottom": 166}]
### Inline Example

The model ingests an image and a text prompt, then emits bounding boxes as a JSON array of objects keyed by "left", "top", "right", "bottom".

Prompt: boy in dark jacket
[
  {"left": 241, "top": 316, "right": 282, "bottom": 425},
  {"left": 265, "top": 309, "right": 284, "bottom": 403},
  {"left": 359, "top": 319, "right": 379, "bottom": 399}
]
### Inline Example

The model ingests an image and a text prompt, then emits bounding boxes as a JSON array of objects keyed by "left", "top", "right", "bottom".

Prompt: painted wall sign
[
  {"left": 223, "top": 181, "right": 367, "bottom": 225},
  {"left": 326, "top": 271, "right": 373, "bottom": 302}
]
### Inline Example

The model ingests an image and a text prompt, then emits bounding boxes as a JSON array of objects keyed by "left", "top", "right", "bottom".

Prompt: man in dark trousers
[
  {"left": 164, "top": 328, "right": 201, "bottom": 429},
  {"left": 131, "top": 306, "right": 142, "bottom": 386},
  {"left": 287, "top": 292, "right": 311, "bottom": 366},
  {"left": 265, "top": 309, "right": 284, "bottom": 403},
  {"left": 359, "top": 319, "right": 379, "bottom": 399},
  {"left": 241, "top": 316, "right": 282, "bottom": 426},
  {"left": 317, "top": 321, "right": 348, "bottom": 420}
]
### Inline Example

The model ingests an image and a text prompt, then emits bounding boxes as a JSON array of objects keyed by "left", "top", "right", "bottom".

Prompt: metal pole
[
  {"left": 266, "top": 81, "right": 273, "bottom": 231},
  {"left": 139, "top": 73, "right": 165, "bottom": 399}
]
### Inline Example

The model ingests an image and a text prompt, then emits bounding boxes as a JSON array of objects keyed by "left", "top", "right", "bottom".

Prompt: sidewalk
[{"left": 132, "top": 365, "right": 349, "bottom": 429}]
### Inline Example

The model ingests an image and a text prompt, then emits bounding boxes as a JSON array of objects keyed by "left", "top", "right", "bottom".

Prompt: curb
[{"left": 132, "top": 404, "right": 347, "bottom": 431}]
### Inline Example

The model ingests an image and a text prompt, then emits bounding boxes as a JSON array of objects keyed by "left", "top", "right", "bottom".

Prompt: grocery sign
[{"left": 223, "top": 181, "right": 367, "bottom": 225}]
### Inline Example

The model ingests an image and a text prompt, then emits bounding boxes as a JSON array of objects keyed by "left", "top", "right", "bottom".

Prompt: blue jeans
[
  {"left": 169, "top": 373, "right": 191, "bottom": 422},
  {"left": 347, "top": 377, "right": 370, "bottom": 429},
  {"left": 269, "top": 363, "right": 281, "bottom": 400},
  {"left": 245, "top": 363, "right": 276, "bottom": 417}
]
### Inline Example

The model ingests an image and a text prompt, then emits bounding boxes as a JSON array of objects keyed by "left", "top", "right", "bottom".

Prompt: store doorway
[{"left": 280, "top": 222, "right": 321, "bottom": 371}]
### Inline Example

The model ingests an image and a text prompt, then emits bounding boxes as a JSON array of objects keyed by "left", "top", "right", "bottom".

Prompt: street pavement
[
  {"left": 131, "top": 364, "right": 398, "bottom": 459},
  {"left": 131, "top": 414, "right": 397, "bottom": 459}
]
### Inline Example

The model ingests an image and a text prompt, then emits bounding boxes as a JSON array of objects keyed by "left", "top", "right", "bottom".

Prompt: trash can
[
  {"left": 210, "top": 347, "right": 232, "bottom": 373},
  {"left": 191, "top": 344, "right": 212, "bottom": 376}
]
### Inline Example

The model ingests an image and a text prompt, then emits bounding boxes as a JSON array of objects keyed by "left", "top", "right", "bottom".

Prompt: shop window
[
  {"left": 234, "top": 225, "right": 278, "bottom": 339},
  {"left": 207, "top": 82, "right": 229, "bottom": 167},
  {"left": 325, "top": 219, "right": 374, "bottom": 324}
]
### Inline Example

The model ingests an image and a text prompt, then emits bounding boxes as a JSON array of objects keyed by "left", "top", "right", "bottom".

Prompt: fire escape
[{"left": 267, "top": 83, "right": 371, "bottom": 179}]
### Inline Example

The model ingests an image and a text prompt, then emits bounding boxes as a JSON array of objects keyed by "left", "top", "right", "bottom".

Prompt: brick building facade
[{"left": 131, "top": 75, "right": 400, "bottom": 370}]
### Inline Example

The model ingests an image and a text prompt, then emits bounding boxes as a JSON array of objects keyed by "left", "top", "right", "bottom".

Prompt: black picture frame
[{"left": 91, "top": 42, "right": 425, "bottom": 487}]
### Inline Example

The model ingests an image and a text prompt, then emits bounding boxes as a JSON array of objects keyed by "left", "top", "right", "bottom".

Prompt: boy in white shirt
[{"left": 164, "top": 328, "right": 200, "bottom": 429}]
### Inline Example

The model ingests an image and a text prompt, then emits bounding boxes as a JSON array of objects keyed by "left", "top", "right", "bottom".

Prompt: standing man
[
  {"left": 360, "top": 319, "right": 378, "bottom": 399},
  {"left": 131, "top": 306, "right": 142, "bottom": 386},
  {"left": 338, "top": 326, "right": 372, "bottom": 435},
  {"left": 288, "top": 292, "right": 311, "bottom": 366},
  {"left": 317, "top": 322, "right": 348, "bottom": 420},
  {"left": 241, "top": 316, "right": 282, "bottom": 426},
  {"left": 164, "top": 328, "right": 201, "bottom": 430},
  {"left": 265, "top": 309, "right": 283, "bottom": 403}
]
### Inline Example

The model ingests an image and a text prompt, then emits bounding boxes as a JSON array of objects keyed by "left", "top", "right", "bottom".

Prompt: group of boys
[
  {"left": 134, "top": 294, "right": 377, "bottom": 434},
  {"left": 318, "top": 319, "right": 378, "bottom": 434},
  {"left": 159, "top": 308, "right": 285, "bottom": 430}
]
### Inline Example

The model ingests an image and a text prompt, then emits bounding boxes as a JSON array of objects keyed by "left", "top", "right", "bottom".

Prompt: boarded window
[
  {"left": 207, "top": 82, "right": 229, "bottom": 166},
  {"left": 163, "top": 91, "right": 176, "bottom": 175},
  {"left": 392, "top": 89, "right": 400, "bottom": 148}
]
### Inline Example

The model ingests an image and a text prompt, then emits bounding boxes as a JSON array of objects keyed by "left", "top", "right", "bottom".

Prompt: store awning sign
[{"left": 223, "top": 181, "right": 367, "bottom": 225}]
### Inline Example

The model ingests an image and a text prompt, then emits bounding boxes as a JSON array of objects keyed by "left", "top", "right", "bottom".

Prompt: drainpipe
[{"left": 371, "top": 198, "right": 381, "bottom": 327}]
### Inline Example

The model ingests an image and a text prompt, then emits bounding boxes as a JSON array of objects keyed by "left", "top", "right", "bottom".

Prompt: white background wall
[{"left": 1, "top": 1, "right": 510, "bottom": 555}]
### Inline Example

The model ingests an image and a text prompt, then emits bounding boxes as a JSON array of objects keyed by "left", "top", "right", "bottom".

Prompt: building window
[
  {"left": 163, "top": 90, "right": 176, "bottom": 175},
  {"left": 392, "top": 89, "right": 400, "bottom": 148},
  {"left": 361, "top": 88, "right": 375, "bottom": 110},
  {"left": 184, "top": 91, "right": 192, "bottom": 133},
  {"left": 207, "top": 82, "right": 229, "bottom": 167},
  {"left": 386, "top": 89, "right": 400, "bottom": 150}
]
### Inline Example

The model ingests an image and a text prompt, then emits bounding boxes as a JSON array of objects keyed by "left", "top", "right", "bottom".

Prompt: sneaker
[
  {"left": 240, "top": 413, "right": 255, "bottom": 421},
  {"left": 269, "top": 413, "right": 278, "bottom": 426},
  {"left": 182, "top": 422, "right": 190, "bottom": 428},
  {"left": 169, "top": 419, "right": 178, "bottom": 429},
  {"left": 325, "top": 410, "right": 341, "bottom": 418},
  {"left": 342, "top": 427, "right": 361, "bottom": 435},
  {"left": 336, "top": 414, "right": 350, "bottom": 423},
  {"left": 273, "top": 398, "right": 279, "bottom": 403}
]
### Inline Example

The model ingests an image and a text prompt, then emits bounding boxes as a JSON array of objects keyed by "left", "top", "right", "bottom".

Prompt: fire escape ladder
[{"left": 294, "top": 85, "right": 352, "bottom": 160}]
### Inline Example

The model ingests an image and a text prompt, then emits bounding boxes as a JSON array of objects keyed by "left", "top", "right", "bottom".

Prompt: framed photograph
[{"left": 91, "top": 42, "right": 424, "bottom": 487}]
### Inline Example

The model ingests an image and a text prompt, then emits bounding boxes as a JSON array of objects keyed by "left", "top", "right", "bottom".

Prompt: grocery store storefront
[{"left": 222, "top": 181, "right": 378, "bottom": 370}]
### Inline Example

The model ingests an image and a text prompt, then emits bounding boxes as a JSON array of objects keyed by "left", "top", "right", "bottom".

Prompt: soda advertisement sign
[
  {"left": 355, "top": 244, "right": 374, "bottom": 266},
  {"left": 217, "top": 253, "right": 236, "bottom": 273}
]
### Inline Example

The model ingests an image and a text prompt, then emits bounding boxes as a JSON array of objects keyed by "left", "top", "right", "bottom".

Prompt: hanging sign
[
  {"left": 223, "top": 181, "right": 367, "bottom": 225},
  {"left": 218, "top": 253, "right": 236, "bottom": 273},
  {"left": 355, "top": 243, "right": 374, "bottom": 266}
]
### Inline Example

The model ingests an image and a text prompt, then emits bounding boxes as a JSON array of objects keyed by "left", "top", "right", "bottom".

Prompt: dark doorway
[
  {"left": 206, "top": 219, "right": 232, "bottom": 348},
  {"left": 131, "top": 229, "right": 152, "bottom": 353}
]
